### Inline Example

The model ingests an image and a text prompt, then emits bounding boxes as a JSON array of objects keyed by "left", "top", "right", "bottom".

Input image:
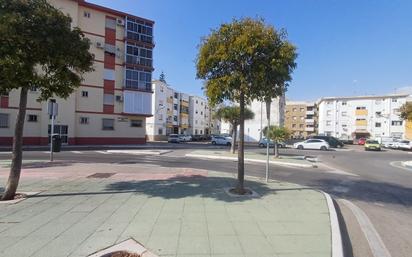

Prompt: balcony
[
  {"left": 355, "top": 109, "right": 368, "bottom": 116},
  {"left": 305, "top": 119, "right": 315, "bottom": 124},
  {"left": 305, "top": 127, "right": 315, "bottom": 132},
  {"left": 306, "top": 110, "right": 315, "bottom": 115}
]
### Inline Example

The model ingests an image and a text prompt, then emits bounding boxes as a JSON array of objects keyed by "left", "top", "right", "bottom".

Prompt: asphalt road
[{"left": 1, "top": 143, "right": 411, "bottom": 257}]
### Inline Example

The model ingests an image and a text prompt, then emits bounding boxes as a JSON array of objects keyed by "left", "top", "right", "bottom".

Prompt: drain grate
[{"left": 87, "top": 173, "right": 116, "bottom": 179}]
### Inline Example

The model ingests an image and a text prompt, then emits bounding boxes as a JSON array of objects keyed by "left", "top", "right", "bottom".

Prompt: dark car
[
  {"left": 191, "top": 135, "right": 202, "bottom": 141},
  {"left": 310, "top": 135, "right": 344, "bottom": 148}
]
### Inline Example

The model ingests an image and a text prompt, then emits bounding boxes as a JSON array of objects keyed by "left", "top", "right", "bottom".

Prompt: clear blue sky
[{"left": 89, "top": 0, "right": 412, "bottom": 101}]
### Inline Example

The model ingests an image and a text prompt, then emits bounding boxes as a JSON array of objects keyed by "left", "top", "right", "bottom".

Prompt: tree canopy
[
  {"left": 214, "top": 105, "right": 255, "bottom": 127},
  {"left": 264, "top": 126, "right": 290, "bottom": 142},
  {"left": 0, "top": 0, "right": 94, "bottom": 100},
  {"left": 400, "top": 102, "right": 412, "bottom": 121}
]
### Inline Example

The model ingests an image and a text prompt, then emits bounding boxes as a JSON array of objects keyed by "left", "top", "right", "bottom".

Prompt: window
[
  {"left": 0, "top": 113, "right": 9, "bottom": 128},
  {"left": 84, "top": 11, "right": 90, "bottom": 18},
  {"left": 30, "top": 86, "right": 38, "bottom": 92},
  {"left": 293, "top": 108, "right": 297, "bottom": 112},
  {"left": 130, "top": 119, "right": 143, "bottom": 127},
  {"left": 341, "top": 111, "right": 347, "bottom": 117},
  {"left": 375, "top": 99, "right": 381, "bottom": 105},
  {"left": 356, "top": 106, "right": 366, "bottom": 110},
  {"left": 126, "top": 18, "right": 153, "bottom": 43},
  {"left": 293, "top": 116, "right": 297, "bottom": 120},
  {"left": 300, "top": 117, "right": 304, "bottom": 120},
  {"left": 173, "top": 116, "right": 178, "bottom": 121},
  {"left": 125, "top": 69, "right": 152, "bottom": 91},
  {"left": 82, "top": 91, "right": 88, "bottom": 97},
  {"left": 80, "top": 117, "right": 89, "bottom": 124},
  {"left": 27, "top": 115, "right": 38, "bottom": 122},
  {"left": 376, "top": 111, "right": 382, "bottom": 116},
  {"left": 102, "top": 119, "right": 114, "bottom": 130},
  {"left": 326, "top": 101, "right": 332, "bottom": 105},
  {"left": 196, "top": 100, "right": 198, "bottom": 104},
  {"left": 327, "top": 110, "right": 332, "bottom": 116},
  {"left": 201, "top": 111, "right": 203, "bottom": 115},
  {"left": 103, "top": 94, "right": 114, "bottom": 105},
  {"left": 326, "top": 121, "right": 331, "bottom": 126},
  {"left": 392, "top": 121, "right": 403, "bottom": 126},
  {"left": 173, "top": 104, "right": 178, "bottom": 110},
  {"left": 174, "top": 93, "right": 178, "bottom": 99},
  {"left": 375, "top": 122, "right": 381, "bottom": 127},
  {"left": 292, "top": 124, "right": 296, "bottom": 128},
  {"left": 196, "top": 110, "right": 198, "bottom": 114},
  {"left": 356, "top": 118, "right": 366, "bottom": 121},
  {"left": 342, "top": 124, "right": 347, "bottom": 128},
  {"left": 160, "top": 87, "right": 164, "bottom": 92},
  {"left": 342, "top": 101, "right": 347, "bottom": 106},
  {"left": 300, "top": 108, "right": 305, "bottom": 112},
  {"left": 200, "top": 130, "right": 203, "bottom": 134},
  {"left": 392, "top": 98, "right": 398, "bottom": 103},
  {"left": 195, "top": 129, "right": 198, "bottom": 134},
  {"left": 195, "top": 120, "right": 198, "bottom": 124},
  {"left": 393, "top": 108, "right": 400, "bottom": 115},
  {"left": 201, "top": 102, "right": 203, "bottom": 106},
  {"left": 158, "top": 128, "right": 163, "bottom": 135},
  {"left": 299, "top": 124, "right": 304, "bottom": 128}
]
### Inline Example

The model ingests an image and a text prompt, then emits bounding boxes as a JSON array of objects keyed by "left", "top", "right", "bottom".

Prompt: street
[{"left": 1, "top": 143, "right": 411, "bottom": 257}]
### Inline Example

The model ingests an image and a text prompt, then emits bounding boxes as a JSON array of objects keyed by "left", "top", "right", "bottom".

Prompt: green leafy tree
[
  {"left": 214, "top": 106, "right": 254, "bottom": 153},
  {"left": 263, "top": 126, "right": 290, "bottom": 158},
  {"left": 0, "top": 0, "right": 94, "bottom": 201},
  {"left": 159, "top": 71, "right": 166, "bottom": 83},
  {"left": 197, "top": 18, "right": 297, "bottom": 193},
  {"left": 400, "top": 102, "right": 412, "bottom": 121}
]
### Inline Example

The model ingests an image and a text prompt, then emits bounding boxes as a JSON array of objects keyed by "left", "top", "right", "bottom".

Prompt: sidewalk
[
  {"left": 0, "top": 162, "right": 336, "bottom": 257},
  {"left": 186, "top": 150, "right": 316, "bottom": 168}
]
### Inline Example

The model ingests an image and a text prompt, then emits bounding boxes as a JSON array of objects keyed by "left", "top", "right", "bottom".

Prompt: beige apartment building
[
  {"left": 0, "top": 0, "right": 154, "bottom": 145},
  {"left": 285, "top": 101, "right": 317, "bottom": 139}
]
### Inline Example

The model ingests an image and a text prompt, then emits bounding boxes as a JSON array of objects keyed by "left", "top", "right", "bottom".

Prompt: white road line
[
  {"left": 0, "top": 152, "right": 11, "bottom": 154},
  {"left": 70, "top": 151, "right": 82, "bottom": 154},
  {"left": 95, "top": 151, "right": 110, "bottom": 155},
  {"left": 339, "top": 199, "right": 392, "bottom": 257}
]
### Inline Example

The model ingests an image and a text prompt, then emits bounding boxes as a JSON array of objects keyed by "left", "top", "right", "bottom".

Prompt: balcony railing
[{"left": 305, "top": 119, "right": 315, "bottom": 124}]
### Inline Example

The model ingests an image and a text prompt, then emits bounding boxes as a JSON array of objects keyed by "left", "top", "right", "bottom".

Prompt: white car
[
  {"left": 397, "top": 140, "right": 412, "bottom": 150},
  {"left": 293, "top": 139, "right": 330, "bottom": 150},
  {"left": 211, "top": 136, "right": 232, "bottom": 146},
  {"left": 178, "top": 135, "right": 192, "bottom": 142}
]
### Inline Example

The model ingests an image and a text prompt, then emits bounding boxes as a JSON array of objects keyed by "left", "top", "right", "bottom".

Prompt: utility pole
[
  {"left": 48, "top": 100, "right": 58, "bottom": 162},
  {"left": 265, "top": 101, "right": 271, "bottom": 183}
]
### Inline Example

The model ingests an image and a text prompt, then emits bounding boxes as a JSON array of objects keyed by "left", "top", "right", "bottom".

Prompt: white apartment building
[
  {"left": 318, "top": 94, "right": 410, "bottom": 141},
  {"left": 220, "top": 96, "right": 285, "bottom": 142},
  {"left": 189, "top": 96, "right": 208, "bottom": 135}
]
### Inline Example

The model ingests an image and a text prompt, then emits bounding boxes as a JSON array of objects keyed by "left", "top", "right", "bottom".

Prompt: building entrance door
[{"left": 48, "top": 125, "right": 68, "bottom": 144}]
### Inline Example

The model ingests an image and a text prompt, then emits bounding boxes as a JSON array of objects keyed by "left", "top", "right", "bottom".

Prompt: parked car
[
  {"left": 310, "top": 135, "right": 344, "bottom": 148},
  {"left": 397, "top": 140, "right": 412, "bottom": 150},
  {"left": 357, "top": 138, "right": 367, "bottom": 145},
  {"left": 380, "top": 137, "right": 398, "bottom": 148},
  {"left": 191, "top": 135, "right": 202, "bottom": 141},
  {"left": 258, "top": 138, "right": 286, "bottom": 148},
  {"left": 364, "top": 139, "right": 381, "bottom": 151},
  {"left": 168, "top": 134, "right": 181, "bottom": 143},
  {"left": 293, "top": 139, "right": 330, "bottom": 150},
  {"left": 211, "top": 136, "right": 232, "bottom": 146},
  {"left": 179, "top": 134, "right": 192, "bottom": 142}
]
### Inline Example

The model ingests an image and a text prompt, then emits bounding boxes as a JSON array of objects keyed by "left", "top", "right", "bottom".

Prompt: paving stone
[
  {"left": 177, "top": 236, "right": 210, "bottom": 255},
  {"left": 209, "top": 235, "right": 243, "bottom": 254}
]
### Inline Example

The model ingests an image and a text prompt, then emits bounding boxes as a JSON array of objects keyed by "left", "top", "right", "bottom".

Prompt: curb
[
  {"left": 185, "top": 154, "right": 315, "bottom": 168},
  {"left": 323, "top": 192, "right": 344, "bottom": 257}
]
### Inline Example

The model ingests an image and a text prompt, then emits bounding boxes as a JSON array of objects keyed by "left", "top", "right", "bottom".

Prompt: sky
[{"left": 89, "top": 0, "right": 412, "bottom": 101}]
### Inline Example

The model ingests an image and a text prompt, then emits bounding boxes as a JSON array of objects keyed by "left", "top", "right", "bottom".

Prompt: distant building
[
  {"left": 0, "top": 0, "right": 154, "bottom": 145},
  {"left": 317, "top": 94, "right": 410, "bottom": 141},
  {"left": 285, "top": 101, "right": 318, "bottom": 139},
  {"left": 189, "top": 96, "right": 208, "bottom": 135},
  {"left": 220, "top": 95, "right": 285, "bottom": 142}
]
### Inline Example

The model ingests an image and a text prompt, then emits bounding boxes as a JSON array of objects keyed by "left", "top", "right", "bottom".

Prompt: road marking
[
  {"left": 70, "top": 151, "right": 82, "bottom": 154},
  {"left": 95, "top": 151, "right": 110, "bottom": 155},
  {"left": 389, "top": 161, "right": 412, "bottom": 172},
  {"left": 339, "top": 199, "right": 392, "bottom": 257},
  {"left": 0, "top": 152, "right": 11, "bottom": 154},
  {"left": 317, "top": 163, "right": 359, "bottom": 176}
]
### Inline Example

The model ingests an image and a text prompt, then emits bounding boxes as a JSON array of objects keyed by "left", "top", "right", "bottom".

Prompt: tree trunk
[
  {"left": 231, "top": 124, "right": 237, "bottom": 154},
  {"left": 236, "top": 92, "right": 245, "bottom": 193},
  {"left": 1, "top": 88, "right": 28, "bottom": 201},
  {"left": 274, "top": 140, "right": 279, "bottom": 158}
]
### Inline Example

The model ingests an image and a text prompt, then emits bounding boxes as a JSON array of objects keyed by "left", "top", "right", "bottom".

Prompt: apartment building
[
  {"left": 220, "top": 96, "right": 285, "bottom": 142},
  {"left": 318, "top": 94, "right": 410, "bottom": 141},
  {"left": 285, "top": 101, "right": 317, "bottom": 139},
  {"left": 189, "top": 96, "right": 208, "bottom": 135},
  {"left": 0, "top": 0, "right": 154, "bottom": 145}
]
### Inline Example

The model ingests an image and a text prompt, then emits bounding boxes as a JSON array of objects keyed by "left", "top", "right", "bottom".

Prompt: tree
[
  {"left": 263, "top": 126, "right": 290, "bottom": 158},
  {"left": 400, "top": 102, "right": 412, "bottom": 121},
  {"left": 214, "top": 106, "right": 254, "bottom": 153},
  {"left": 159, "top": 71, "right": 166, "bottom": 83},
  {"left": 0, "top": 0, "right": 94, "bottom": 201},
  {"left": 197, "top": 18, "right": 297, "bottom": 194}
]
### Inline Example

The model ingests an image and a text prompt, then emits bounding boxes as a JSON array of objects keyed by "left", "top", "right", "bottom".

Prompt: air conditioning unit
[
  {"left": 116, "top": 95, "right": 123, "bottom": 102},
  {"left": 116, "top": 19, "right": 125, "bottom": 26},
  {"left": 96, "top": 42, "right": 104, "bottom": 49}
]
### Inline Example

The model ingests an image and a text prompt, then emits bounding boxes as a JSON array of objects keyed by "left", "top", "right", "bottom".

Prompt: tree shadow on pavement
[
  {"left": 313, "top": 178, "right": 412, "bottom": 207},
  {"left": 104, "top": 175, "right": 310, "bottom": 203}
]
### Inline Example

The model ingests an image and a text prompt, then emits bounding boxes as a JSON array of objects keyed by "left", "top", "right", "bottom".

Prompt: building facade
[
  {"left": 189, "top": 96, "right": 208, "bottom": 135},
  {"left": 317, "top": 94, "right": 410, "bottom": 141},
  {"left": 285, "top": 101, "right": 318, "bottom": 139},
  {"left": 220, "top": 96, "right": 285, "bottom": 142},
  {"left": 0, "top": 0, "right": 154, "bottom": 145}
]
